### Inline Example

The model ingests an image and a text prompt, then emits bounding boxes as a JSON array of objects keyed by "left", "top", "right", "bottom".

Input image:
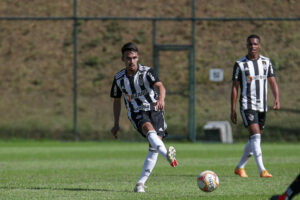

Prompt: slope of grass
[
  {"left": 0, "top": 1, "right": 299, "bottom": 140},
  {"left": 0, "top": 141, "right": 299, "bottom": 199}
]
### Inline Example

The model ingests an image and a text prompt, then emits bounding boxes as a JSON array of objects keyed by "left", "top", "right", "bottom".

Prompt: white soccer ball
[{"left": 197, "top": 170, "right": 219, "bottom": 192}]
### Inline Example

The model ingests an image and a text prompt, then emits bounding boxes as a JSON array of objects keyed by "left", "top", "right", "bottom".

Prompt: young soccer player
[
  {"left": 231, "top": 35, "right": 280, "bottom": 178},
  {"left": 110, "top": 42, "right": 178, "bottom": 192}
]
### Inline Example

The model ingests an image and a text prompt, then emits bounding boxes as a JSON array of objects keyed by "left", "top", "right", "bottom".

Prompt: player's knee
[{"left": 142, "top": 122, "right": 154, "bottom": 134}]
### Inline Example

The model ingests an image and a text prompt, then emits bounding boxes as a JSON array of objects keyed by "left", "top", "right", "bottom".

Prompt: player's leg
[
  {"left": 251, "top": 112, "right": 272, "bottom": 177},
  {"left": 235, "top": 110, "right": 253, "bottom": 177},
  {"left": 270, "top": 174, "right": 300, "bottom": 200},
  {"left": 132, "top": 111, "right": 176, "bottom": 192},
  {"left": 143, "top": 122, "right": 169, "bottom": 160},
  {"left": 129, "top": 112, "right": 158, "bottom": 192},
  {"left": 134, "top": 146, "right": 158, "bottom": 192},
  {"left": 248, "top": 123, "right": 271, "bottom": 177},
  {"left": 145, "top": 110, "right": 177, "bottom": 167},
  {"left": 235, "top": 139, "right": 252, "bottom": 177}
]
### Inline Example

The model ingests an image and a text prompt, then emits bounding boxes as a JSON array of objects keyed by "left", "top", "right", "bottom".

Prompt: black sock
[{"left": 286, "top": 174, "right": 300, "bottom": 199}]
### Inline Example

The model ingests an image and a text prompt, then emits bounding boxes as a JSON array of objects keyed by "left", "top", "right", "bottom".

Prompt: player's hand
[
  {"left": 231, "top": 111, "right": 237, "bottom": 124},
  {"left": 273, "top": 99, "right": 280, "bottom": 110},
  {"left": 156, "top": 99, "right": 165, "bottom": 111},
  {"left": 111, "top": 125, "right": 119, "bottom": 139}
]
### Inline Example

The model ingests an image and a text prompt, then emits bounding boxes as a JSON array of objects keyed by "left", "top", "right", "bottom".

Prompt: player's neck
[
  {"left": 246, "top": 54, "right": 259, "bottom": 60},
  {"left": 126, "top": 64, "right": 139, "bottom": 77},
  {"left": 126, "top": 69, "right": 137, "bottom": 77}
]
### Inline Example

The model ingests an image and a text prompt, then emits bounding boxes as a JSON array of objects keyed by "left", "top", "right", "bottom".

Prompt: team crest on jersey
[
  {"left": 247, "top": 114, "right": 254, "bottom": 121},
  {"left": 138, "top": 74, "right": 144, "bottom": 86},
  {"left": 262, "top": 61, "right": 268, "bottom": 70}
]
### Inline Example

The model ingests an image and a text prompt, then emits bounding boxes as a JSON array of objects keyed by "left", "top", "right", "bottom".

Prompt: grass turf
[{"left": 0, "top": 140, "right": 299, "bottom": 200}]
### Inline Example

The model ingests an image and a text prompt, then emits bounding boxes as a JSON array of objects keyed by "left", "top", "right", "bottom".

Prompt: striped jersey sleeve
[
  {"left": 232, "top": 62, "right": 241, "bottom": 81},
  {"left": 110, "top": 78, "right": 122, "bottom": 98},
  {"left": 267, "top": 60, "right": 275, "bottom": 77},
  {"left": 146, "top": 68, "right": 160, "bottom": 86},
  {"left": 110, "top": 69, "right": 125, "bottom": 98}
]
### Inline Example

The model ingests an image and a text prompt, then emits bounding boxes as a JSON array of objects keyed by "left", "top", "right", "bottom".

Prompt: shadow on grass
[{"left": 0, "top": 186, "right": 131, "bottom": 193}]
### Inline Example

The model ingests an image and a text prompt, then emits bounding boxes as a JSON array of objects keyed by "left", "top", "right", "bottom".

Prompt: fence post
[
  {"left": 188, "top": 0, "right": 196, "bottom": 142},
  {"left": 73, "top": 0, "right": 78, "bottom": 141}
]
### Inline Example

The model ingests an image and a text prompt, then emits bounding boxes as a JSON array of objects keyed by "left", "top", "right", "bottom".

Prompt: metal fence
[{"left": 1, "top": 0, "right": 299, "bottom": 141}]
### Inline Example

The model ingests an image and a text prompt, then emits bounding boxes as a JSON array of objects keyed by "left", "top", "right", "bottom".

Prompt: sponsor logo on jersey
[
  {"left": 247, "top": 75, "right": 267, "bottom": 83},
  {"left": 126, "top": 90, "right": 148, "bottom": 103},
  {"left": 132, "top": 90, "right": 148, "bottom": 99},
  {"left": 135, "top": 104, "right": 151, "bottom": 111},
  {"left": 262, "top": 61, "right": 267, "bottom": 69},
  {"left": 253, "top": 75, "right": 267, "bottom": 80},
  {"left": 138, "top": 74, "right": 144, "bottom": 86}
]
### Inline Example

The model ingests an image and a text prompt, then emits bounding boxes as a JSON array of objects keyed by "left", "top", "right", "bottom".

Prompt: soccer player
[
  {"left": 270, "top": 174, "right": 300, "bottom": 200},
  {"left": 110, "top": 42, "right": 178, "bottom": 192},
  {"left": 231, "top": 35, "right": 280, "bottom": 178}
]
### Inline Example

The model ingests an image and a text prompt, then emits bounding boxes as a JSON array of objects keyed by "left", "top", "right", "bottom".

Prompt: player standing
[
  {"left": 231, "top": 35, "right": 280, "bottom": 178},
  {"left": 110, "top": 42, "right": 178, "bottom": 192}
]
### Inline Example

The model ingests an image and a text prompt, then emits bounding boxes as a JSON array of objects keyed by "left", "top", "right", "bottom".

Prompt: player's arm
[
  {"left": 110, "top": 78, "right": 122, "bottom": 139},
  {"left": 147, "top": 68, "right": 165, "bottom": 111},
  {"left": 154, "top": 81, "right": 166, "bottom": 111},
  {"left": 268, "top": 77, "right": 280, "bottom": 110},
  {"left": 231, "top": 62, "right": 241, "bottom": 124},
  {"left": 111, "top": 98, "right": 121, "bottom": 139},
  {"left": 231, "top": 81, "right": 239, "bottom": 124}
]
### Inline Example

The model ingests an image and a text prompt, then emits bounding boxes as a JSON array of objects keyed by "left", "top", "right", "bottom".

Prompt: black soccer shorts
[
  {"left": 240, "top": 109, "right": 266, "bottom": 130},
  {"left": 129, "top": 110, "right": 168, "bottom": 138}
]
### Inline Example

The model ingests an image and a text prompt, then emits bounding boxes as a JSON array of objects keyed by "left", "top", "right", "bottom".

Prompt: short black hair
[
  {"left": 121, "top": 42, "right": 138, "bottom": 55},
  {"left": 247, "top": 34, "right": 260, "bottom": 43}
]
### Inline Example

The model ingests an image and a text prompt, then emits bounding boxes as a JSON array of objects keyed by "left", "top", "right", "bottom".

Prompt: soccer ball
[{"left": 197, "top": 170, "right": 219, "bottom": 192}]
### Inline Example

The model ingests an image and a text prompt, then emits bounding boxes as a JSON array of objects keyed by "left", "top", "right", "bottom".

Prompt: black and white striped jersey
[
  {"left": 110, "top": 64, "right": 160, "bottom": 114},
  {"left": 232, "top": 55, "right": 275, "bottom": 112}
]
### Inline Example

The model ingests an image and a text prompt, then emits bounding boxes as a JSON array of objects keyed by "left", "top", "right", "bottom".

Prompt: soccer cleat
[
  {"left": 134, "top": 183, "right": 146, "bottom": 193},
  {"left": 167, "top": 146, "right": 177, "bottom": 167},
  {"left": 260, "top": 170, "right": 272, "bottom": 178},
  {"left": 270, "top": 193, "right": 288, "bottom": 200},
  {"left": 234, "top": 167, "right": 248, "bottom": 178}
]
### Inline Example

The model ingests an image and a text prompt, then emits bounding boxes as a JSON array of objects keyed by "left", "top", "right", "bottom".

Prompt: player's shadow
[{"left": 0, "top": 186, "right": 131, "bottom": 193}]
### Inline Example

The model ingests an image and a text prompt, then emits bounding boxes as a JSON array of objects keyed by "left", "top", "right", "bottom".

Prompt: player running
[
  {"left": 231, "top": 35, "right": 280, "bottom": 178},
  {"left": 110, "top": 42, "right": 178, "bottom": 192}
]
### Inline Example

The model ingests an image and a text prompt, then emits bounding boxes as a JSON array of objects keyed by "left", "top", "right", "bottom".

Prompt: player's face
[
  {"left": 122, "top": 51, "right": 139, "bottom": 73},
  {"left": 247, "top": 38, "right": 261, "bottom": 58}
]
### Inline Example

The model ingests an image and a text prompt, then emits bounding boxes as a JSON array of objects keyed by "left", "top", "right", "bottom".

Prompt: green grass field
[{"left": 0, "top": 140, "right": 299, "bottom": 200}]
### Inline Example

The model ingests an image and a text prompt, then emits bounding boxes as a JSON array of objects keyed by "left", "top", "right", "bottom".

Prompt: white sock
[
  {"left": 237, "top": 139, "right": 253, "bottom": 169},
  {"left": 250, "top": 134, "right": 266, "bottom": 173},
  {"left": 137, "top": 147, "right": 158, "bottom": 185},
  {"left": 147, "top": 130, "right": 168, "bottom": 161}
]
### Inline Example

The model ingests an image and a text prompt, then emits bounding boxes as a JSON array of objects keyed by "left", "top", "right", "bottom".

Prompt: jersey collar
[
  {"left": 125, "top": 64, "right": 140, "bottom": 77},
  {"left": 245, "top": 54, "right": 261, "bottom": 61}
]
